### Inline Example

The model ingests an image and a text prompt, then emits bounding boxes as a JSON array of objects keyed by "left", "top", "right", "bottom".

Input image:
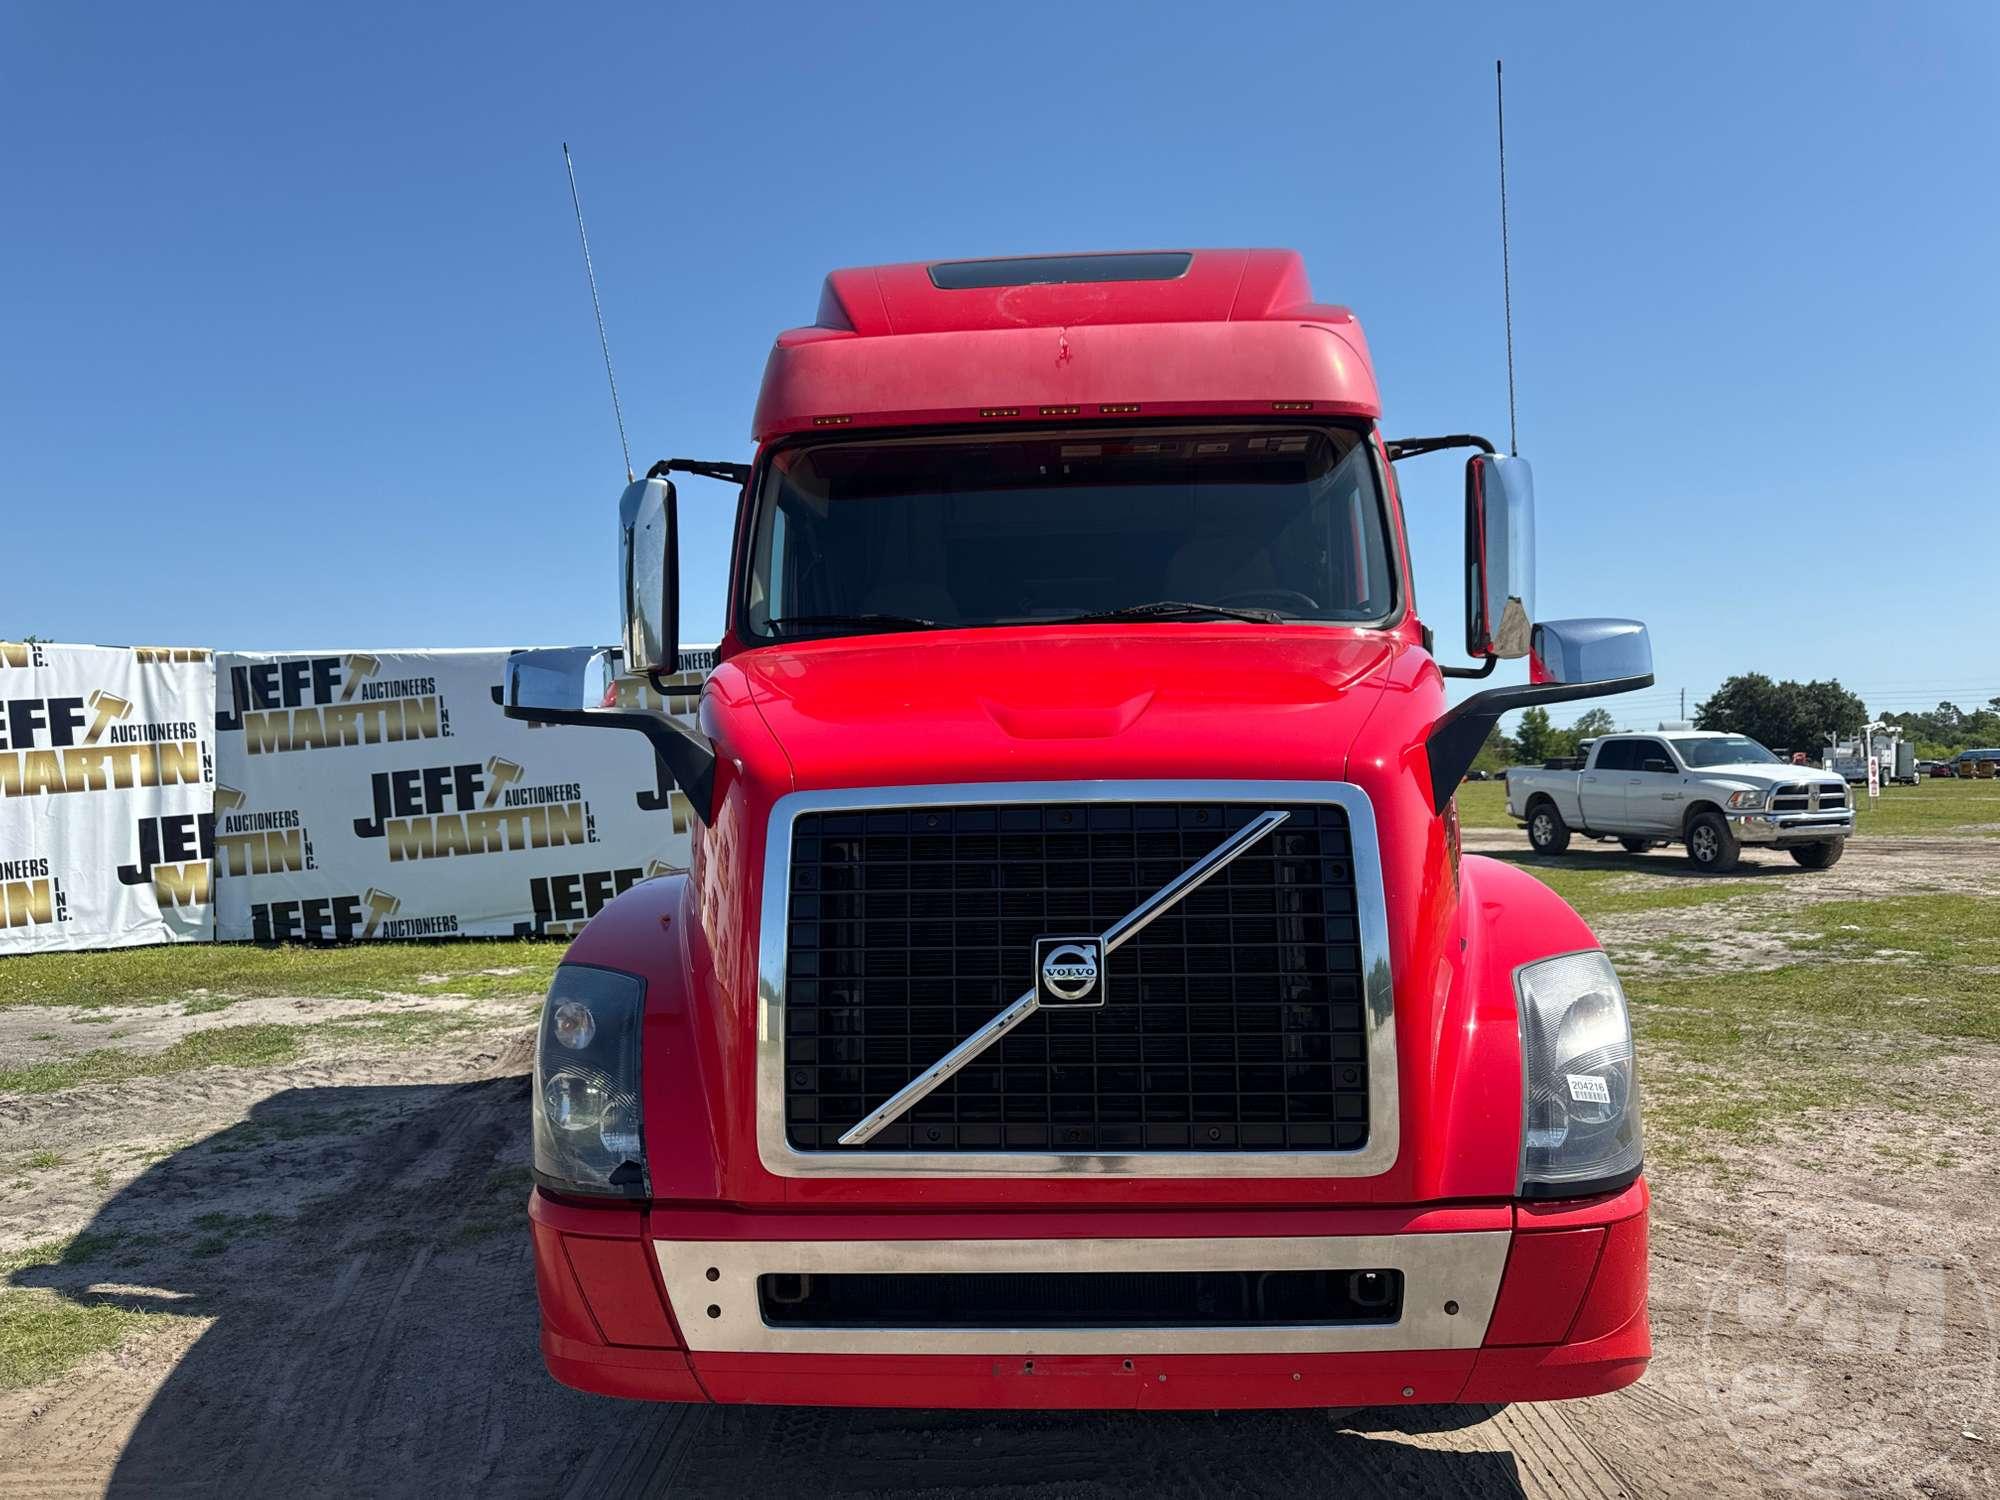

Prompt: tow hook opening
[
  {"left": 764, "top": 1272, "right": 813, "bottom": 1306},
  {"left": 1347, "top": 1269, "right": 1396, "bottom": 1311}
]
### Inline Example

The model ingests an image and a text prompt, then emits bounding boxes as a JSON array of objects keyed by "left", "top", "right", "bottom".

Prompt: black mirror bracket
[
  {"left": 503, "top": 701, "right": 718, "bottom": 824},
  {"left": 1439, "top": 655, "right": 1499, "bottom": 681},
  {"left": 1384, "top": 434, "right": 1498, "bottom": 461},
  {"left": 1424, "top": 672, "right": 1654, "bottom": 814},
  {"left": 1387, "top": 434, "right": 1516, "bottom": 680}
]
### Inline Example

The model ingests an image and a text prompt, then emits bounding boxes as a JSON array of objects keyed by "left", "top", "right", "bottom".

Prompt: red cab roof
[{"left": 751, "top": 249, "right": 1379, "bottom": 440}]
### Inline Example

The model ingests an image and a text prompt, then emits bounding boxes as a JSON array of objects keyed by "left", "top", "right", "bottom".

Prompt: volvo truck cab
[{"left": 505, "top": 249, "right": 1654, "bottom": 1411}]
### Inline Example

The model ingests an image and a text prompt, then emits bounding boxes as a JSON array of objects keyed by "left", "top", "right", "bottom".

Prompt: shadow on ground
[
  {"left": 13, "top": 1079, "right": 1533, "bottom": 1498},
  {"left": 1484, "top": 846, "right": 1801, "bottom": 880}
]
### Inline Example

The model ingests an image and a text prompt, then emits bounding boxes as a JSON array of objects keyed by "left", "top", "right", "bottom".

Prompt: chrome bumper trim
[
  {"left": 1727, "top": 810, "right": 1853, "bottom": 843},
  {"left": 754, "top": 779, "right": 1399, "bottom": 1179},
  {"left": 655, "top": 1230, "right": 1507, "bottom": 1355}
]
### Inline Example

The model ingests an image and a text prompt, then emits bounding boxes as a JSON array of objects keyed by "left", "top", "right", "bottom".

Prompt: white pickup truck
[{"left": 1505, "top": 730, "right": 1853, "bottom": 872}]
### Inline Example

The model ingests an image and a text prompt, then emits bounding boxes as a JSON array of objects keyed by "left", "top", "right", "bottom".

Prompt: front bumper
[
  {"left": 529, "top": 1180, "right": 1649, "bottom": 1410},
  {"left": 1726, "top": 808, "right": 1853, "bottom": 845}
]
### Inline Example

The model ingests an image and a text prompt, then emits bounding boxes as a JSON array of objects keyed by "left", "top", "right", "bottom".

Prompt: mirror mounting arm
[
  {"left": 1386, "top": 434, "right": 1516, "bottom": 677},
  {"left": 1383, "top": 433, "right": 1498, "bottom": 462},
  {"left": 1439, "top": 655, "right": 1499, "bottom": 681},
  {"left": 502, "top": 701, "right": 718, "bottom": 824},
  {"left": 1424, "top": 671, "right": 1654, "bottom": 815},
  {"left": 646, "top": 457, "right": 753, "bottom": 487}
]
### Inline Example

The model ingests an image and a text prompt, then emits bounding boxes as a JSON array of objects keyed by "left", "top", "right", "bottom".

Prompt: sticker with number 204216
[{"left": 1566, "top": 1073, "right": 1612, "bottom": 1105}]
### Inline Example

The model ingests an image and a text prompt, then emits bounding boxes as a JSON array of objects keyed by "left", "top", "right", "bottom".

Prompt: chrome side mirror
[
  {"left": 1465, "top": 454, "right": 1536, "bottom": 659},
  {"left": 619, "top": 477, "right": 680, "bottom": 673},
  {"left": 1529, "top": 618, "right": 1652, "bottom": 687}
]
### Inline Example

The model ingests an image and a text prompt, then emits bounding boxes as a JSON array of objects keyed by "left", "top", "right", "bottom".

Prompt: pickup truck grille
[
  {"left": 1771, "top": 782, "right": 1848, "bottom": 813},
  {"left": 782, "top": 800, "right": 1369, "bottom": 1153}
]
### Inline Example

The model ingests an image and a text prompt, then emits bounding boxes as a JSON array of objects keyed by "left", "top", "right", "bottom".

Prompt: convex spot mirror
[
  {"left": 504, "top": 646, "right": 622, "bottom": 718},
  {"left": 620, "top": 477, "right": 680, "bottom": 674},
  {"left": 1529, "top": 618, "right": 1653, "bottom": 689},
  {"left": 1465, "top": 454, "right": 1536, "bottom": 659}
]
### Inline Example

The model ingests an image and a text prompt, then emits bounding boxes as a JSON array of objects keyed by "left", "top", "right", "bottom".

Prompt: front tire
[
  {"left": 1527, "top": 801, "right": 1571, "bottom": 855},
  {"left": 1790, "top": 840, "right": 1846, "bottom": 870},
  {"left": 1685, "top": 811, "right": 1741, "bottom": 873}
]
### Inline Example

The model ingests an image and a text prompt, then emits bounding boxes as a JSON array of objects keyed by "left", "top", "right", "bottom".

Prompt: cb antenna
[
  {"left": 1495, "top": 59, "right": 1518, "bottom": 458},
  {"left": 562, "top": 142, "right": 634, "bottom": 484}
]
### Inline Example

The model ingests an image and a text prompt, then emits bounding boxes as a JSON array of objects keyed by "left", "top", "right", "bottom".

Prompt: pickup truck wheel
[
  {"left": 1685, "top": 811, "right": 1740, "bottom": 873},
  {"left": 1527, "top": 801, "right": 1571, "bottom": 854},
  {"left": 1790, "top": 840, "right": 1846, "bottom": 870},
  {"left": 1619, "top": 837, "right": 1652, "bottom": 854}
]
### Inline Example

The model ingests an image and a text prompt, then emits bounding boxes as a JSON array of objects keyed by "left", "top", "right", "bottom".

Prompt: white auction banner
[
  {"left": 212, "top": 647, "right": 707, "bottom": 942},
  {"left": 1, "top": 642, "right": 218, "bottom": 953}
]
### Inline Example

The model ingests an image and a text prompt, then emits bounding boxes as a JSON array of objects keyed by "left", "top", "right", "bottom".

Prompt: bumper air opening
[{"left": 755, "top": 1268, "right": 1404, "bottom": 1330}]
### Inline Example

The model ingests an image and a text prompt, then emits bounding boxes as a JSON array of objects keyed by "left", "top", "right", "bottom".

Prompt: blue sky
[{"left": 4, "top": 2, "right": 1995, "bottom": 729}]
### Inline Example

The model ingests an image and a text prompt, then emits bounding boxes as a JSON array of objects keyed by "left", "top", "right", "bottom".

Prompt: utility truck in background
[
  {"left": 1507, "top": 731, "right": 1853, "bottom": 872},
  {"left": 504, "top": 249, "right": 1654, "bottom": 1412},
  {"left": 1826, "top": 726, "right": 1917, "bottom": 787}
]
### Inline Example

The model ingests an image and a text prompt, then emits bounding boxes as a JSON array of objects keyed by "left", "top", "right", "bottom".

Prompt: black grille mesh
[{"left": 781, "top": 800, "right": 1370, "bottom": 1152}]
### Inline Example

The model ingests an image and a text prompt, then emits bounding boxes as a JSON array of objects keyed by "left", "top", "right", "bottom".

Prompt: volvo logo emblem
[{"left": 1035, "top": 937, "right": 1103, "bottom": 1008}]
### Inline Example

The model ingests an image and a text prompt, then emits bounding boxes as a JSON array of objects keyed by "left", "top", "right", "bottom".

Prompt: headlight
[
  {"left": 533, "top": 964, "right": 647, "bottom": 1196},
  {"left": 1516, "top": 951, "right": 1642, "bottom": 1195},
  {"left": 1726, "top": 788, "right": 1767, "bottom": 809}
]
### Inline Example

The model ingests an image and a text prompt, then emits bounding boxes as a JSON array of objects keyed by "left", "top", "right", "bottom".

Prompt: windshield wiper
[
  {"left": 1051, "top": 600, "right": 1286, "bottom": 625},
  {"left": 765, "top": 613, "right": 938, "bottom": 636}
]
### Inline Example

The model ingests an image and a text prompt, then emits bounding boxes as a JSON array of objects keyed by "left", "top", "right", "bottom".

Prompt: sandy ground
[{"left": 0, "top": 833, "right": 1995, "bottom": 1497}]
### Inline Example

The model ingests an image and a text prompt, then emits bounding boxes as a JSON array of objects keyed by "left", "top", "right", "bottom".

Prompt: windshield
[
  {"left": 1671, "top": 735, "right": 1780, "bottom": 768},
  {"left": 742, "top": 426, "right": 1395, "bottom": 639}
]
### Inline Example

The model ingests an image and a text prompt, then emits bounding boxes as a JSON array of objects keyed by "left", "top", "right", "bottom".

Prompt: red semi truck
[{"left": 505, "top": 249, "right": 1655, "bottom": 1411}]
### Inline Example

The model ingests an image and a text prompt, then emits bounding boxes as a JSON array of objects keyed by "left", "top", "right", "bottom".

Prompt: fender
[
  {"left": 1417, "top": 853, "right": 1602, "bottom": 1200},
  {"left": 565, "top": 873, "right": 725, "bottom": 1201}
]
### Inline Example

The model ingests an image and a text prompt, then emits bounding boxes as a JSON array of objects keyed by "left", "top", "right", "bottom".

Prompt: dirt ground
[{"left": 1, "top": 832, "right": 1997, "bottom": 1497}]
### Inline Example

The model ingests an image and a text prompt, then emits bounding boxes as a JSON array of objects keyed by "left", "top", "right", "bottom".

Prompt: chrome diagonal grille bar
[{"left": 837, "top": 808, "right": 1291, "bottom": 1147}]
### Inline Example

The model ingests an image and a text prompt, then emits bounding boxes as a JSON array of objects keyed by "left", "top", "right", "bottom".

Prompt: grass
[
  {"left": 1846, "top": 778, "right": 2000, "bottom": 837},
  {"left": 0, "top": 1289, "right": 161, "bottom": 1390},
  {"left": 1497, "top": 860, "right": 1759, "bottom": 919},
  {"left": 312, "top": 1007, "right": 497, "bottom": 1047},
  {"left": 0, "top": 999, "right": 520, "bottom": 1097},
  {"left": 1624, "top": 889, "right": 2000, "bottom": 1161},
  {"left": 207, "top": 1107, "right": 372, "bottom": 1154},
  {"left": 0, "top": 938, "right": 566, "bottom": 1009},
  {"left": 188, "top": 1211, "right": 282, "bottom": 1258},
  {"left": 0, "top": 1233, "right": 177, "bottom": 1391},
  {"left": 0, "top": 1024, "right": 302, "bottom": 1095},
  {"left": 1788, "top": 891, "right": 2000, "bottom": 975},
  {"left": 182, "top": 993, "right": 246, "bottom": 1017},
  {"left": 1455, "top": 780, "right": 1513, "bottom": 830},
  {"left": 448, "top": 1166, "right": 536, "bottom": 1247}
]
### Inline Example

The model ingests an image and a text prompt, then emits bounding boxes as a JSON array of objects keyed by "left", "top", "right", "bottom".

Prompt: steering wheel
[{"left": 1215, "top": 588, "right": 1321, "bottom": 614}]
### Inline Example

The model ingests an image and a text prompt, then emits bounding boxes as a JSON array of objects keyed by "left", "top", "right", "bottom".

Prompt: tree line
[{"left": 1468, "top": 672, "right": 2000, "bottom": 772}]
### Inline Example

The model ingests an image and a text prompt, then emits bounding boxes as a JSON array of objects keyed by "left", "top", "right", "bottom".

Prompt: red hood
[{"left": 729, "top": 627, "right": 1410, "bottom": 791}]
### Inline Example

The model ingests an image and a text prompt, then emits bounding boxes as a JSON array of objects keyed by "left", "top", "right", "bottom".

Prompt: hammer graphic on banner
[
  {"left": 483, "top": 757, "right": 524, "bottom": 808},
  {"left": 85, "top": 691, "right": 133, "bottom": 744},
  {"left": 340, "top": 654, "right": 381, "bottom": 702},
  {"left": 362, "top": 888, "right": 401, "bottom": 938}
]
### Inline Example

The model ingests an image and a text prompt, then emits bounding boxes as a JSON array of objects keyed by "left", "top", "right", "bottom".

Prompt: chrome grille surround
[{"left": 755, "top": 780, "right": 1398, "bottom": 1178}]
